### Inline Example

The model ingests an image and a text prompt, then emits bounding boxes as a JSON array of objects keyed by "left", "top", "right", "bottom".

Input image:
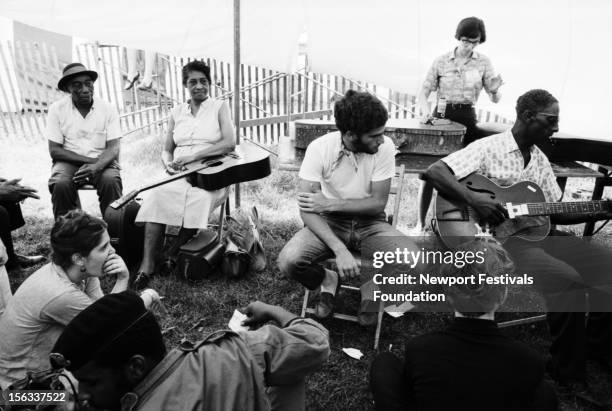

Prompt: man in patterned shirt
[{"left": 423, "top": 89, "right": 612, "bottom": 388}]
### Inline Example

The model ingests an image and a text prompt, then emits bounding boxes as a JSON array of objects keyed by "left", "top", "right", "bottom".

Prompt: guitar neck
[
  {"left": 109, "top": 161, "right": 214, "bottom": 209},
  {"left": 520, "top": 200, "right": 612, "bottom": 216}
]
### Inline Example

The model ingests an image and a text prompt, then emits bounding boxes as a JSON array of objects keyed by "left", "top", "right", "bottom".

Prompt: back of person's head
[
  {"left": 441, "top": 239, "right": 514, "bottom": 317},
  {"left": 334, "top": 90, "right": 388, "bottom": 136},
  {"left": 52, "top": 291, "right": 165, "bottom": 409},
  {"left": 51, "top": 210, "right": 107, "bottom": 270},
  {"left": 455, "top": 17, "right": 486, "bottom": 43},
  {"left": 53, "top": 291, "right": 165, "bottom": 371},
  {"left": 182, "top": 60, "right": 212, "bottom": 85},
  {"left": 515, "top": 89, "right": 558, "bottom": 120}
]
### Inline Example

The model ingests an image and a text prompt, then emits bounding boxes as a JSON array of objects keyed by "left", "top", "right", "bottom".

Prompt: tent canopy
[{"left": 1, "top": 0, "right": 611, "bottom": 138}]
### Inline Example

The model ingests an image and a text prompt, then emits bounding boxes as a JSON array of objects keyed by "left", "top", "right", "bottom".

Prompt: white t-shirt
[
  {"left": 298, "top": 131, "right": 396, "bottom": 200},
  {"left": 0, "top": 263, "right": 103, "bottom": 387},
  {"left": 45, "top": 96, "right": 122, "bottom": 158}
]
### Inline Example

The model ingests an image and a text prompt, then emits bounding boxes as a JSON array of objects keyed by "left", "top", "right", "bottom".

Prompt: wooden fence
[{"left": 0, "top": 40, "right": 510, "bottom": 144}]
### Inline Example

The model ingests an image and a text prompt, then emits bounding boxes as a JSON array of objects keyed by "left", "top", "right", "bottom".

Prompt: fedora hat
[{"left": 58, "top": 63, "right": 98, "bottom": 92}]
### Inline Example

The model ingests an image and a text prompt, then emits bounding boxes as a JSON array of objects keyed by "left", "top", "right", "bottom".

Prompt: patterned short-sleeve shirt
[
  {"left": 422, "top": 50, "right": 496, "bottom": 104},
  {"left": 441, "top": 130, "right": 563, "bottom": 203}
]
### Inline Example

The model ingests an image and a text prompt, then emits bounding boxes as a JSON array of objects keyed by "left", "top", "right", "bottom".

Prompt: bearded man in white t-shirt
[
  {"left": 278, "top": 90, "right": 419, "bottom": 326},
  {"left": 46, "top": 63, "right": 123, "bottom": 219}
]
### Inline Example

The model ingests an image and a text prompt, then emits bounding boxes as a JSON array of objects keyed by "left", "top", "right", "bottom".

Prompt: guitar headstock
[{"left": 109, "top": 190, "right": 138, "bottom": 209}]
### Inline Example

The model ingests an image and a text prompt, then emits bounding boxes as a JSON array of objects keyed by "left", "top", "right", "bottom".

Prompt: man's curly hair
[
  {"left": 334, "top": 90, "right": 388, "bottom": 135},
  {"left": 515, "top": 89, "right": 558, "bottom": 119}
]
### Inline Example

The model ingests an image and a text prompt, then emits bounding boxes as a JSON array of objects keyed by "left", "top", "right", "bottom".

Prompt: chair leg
[
  {"left": 301, "top": 289, "right": 310, "bottom": 317},
  {"left": 374, "top": 300, "right": 384, "bottom": 350},
  {"left": 217, "top": 197, "right": 230, "bottom": 240}
]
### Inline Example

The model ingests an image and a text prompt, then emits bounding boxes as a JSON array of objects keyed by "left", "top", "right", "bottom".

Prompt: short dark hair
[
  {"left": 455, "top": 17, "right": 486, "bottom": 43},
  {"left": 92, "top": 311, "right": 165, "bottom": 369},
  {"left": 515, "top": 89, "right": 558, "bottom": 120},
  {"left": 440, "top": 240, "right": 514, "bottom": 317},
  {"left": 334, "top": 90, "right": 388, "bottom": 135},
  {"left": 50, "top": 210, "right": 107, "bottom": 270},
  {"left": 182, "top": 60, "right": 212, "bottom": 86},
  {"left": 53, "top": 291, "right": 166, "bottom": 372}
]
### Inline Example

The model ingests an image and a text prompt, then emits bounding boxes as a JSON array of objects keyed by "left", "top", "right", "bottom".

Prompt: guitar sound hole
[{"left": 207, "top": 161, "right": 223, "bottom": 167}]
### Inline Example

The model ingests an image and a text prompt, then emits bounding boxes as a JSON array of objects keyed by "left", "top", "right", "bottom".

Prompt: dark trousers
[
  {"left": 505, "top": 230, "right": 612, "bottom": 381},
  {"left": 48, "top": 161, "right": 122, "bottom": 219},
  {"left": 0, "top": 201, "right": 25, "bottom": 262},
  {"left": 370, "top": 352, "right": 558, "bottom": 411},
  {"left": 433, "top": 106, "right": 483, "bottom": 146}
]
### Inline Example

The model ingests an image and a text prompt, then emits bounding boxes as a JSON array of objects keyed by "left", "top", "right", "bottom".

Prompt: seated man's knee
[
  {"left": 97, "top": 169, "right": 122, "bottom": 189},
  {"left": 277, "top": 246, "right": 299, "bottom": 279},
  {"left": 50, "top": 177, "right": 76, "bottom": 194}
]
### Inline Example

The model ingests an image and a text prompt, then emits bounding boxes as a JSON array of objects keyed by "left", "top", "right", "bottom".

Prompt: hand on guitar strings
[
  {"left": 0, "top": 178, "right": 40, "bottom": 202},
  {"left": 73, "top": 164, "right": 100, "bottom": 186},
  {"left": 468, "top": 192, "right": 508, "bottom": 226}
]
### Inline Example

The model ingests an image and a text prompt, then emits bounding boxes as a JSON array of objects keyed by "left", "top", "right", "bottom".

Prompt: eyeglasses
[
  {"left": 460, "top": 38, "right": 480, "bottom": 45},
  {"left": 536, "top": 112, "right": 560, "bottom": 126}
]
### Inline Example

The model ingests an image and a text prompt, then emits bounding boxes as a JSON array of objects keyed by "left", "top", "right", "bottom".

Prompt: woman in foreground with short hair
[{"left": 0, "top": 209, "right": 130, "bottom": 388}]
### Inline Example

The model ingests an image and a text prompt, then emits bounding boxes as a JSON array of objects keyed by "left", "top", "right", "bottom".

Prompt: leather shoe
[
  {"left": 6, "top": 254, "right": 45, "bottom": 270},
  {"left": 357, "top": 300, "right": 378, "bottom": 327},
  {"left": 315, "top": 274, "right": 341, "bottom": 319},
  {"left": 131, "top": 272, "right": 152, "bottom": 291}
]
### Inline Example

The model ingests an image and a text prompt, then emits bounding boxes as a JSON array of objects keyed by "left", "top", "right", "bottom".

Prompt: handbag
[{"left": 177, "top": 229, "right": 225, "bottom": 282}]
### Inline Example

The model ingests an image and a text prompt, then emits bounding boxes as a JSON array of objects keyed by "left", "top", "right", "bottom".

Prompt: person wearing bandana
[{"left": 278, "top": 90, "right": 419, "bottom": 326}]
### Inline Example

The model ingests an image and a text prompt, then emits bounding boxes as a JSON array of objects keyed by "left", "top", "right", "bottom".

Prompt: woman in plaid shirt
[{"left": 413, "top": 16, "right": 504, "bottom": 235}]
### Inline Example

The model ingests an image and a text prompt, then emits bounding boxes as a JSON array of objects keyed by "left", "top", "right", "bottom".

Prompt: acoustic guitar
[
  {"left": 434, "top": 173, "right": 612, "bottom": 249},
  {"left": 103, "top": 141, "right": 270, "bottom": 267},
  {"left": 108, "top": 141, "right": 271, "bottom": 210}
]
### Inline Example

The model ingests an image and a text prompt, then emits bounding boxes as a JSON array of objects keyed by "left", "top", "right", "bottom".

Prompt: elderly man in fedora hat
[{"left": 46, "top": 63, "right": 123, "bottom": 219}]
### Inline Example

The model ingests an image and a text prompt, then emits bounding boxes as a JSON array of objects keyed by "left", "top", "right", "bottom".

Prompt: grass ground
[{"left": 1, "top": 132, "right": 611, "bottom": 410}]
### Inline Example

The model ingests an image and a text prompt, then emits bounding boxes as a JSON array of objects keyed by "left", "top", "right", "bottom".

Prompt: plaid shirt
[
  {"left": 441, "top": 130, "right": 563, "bottom": 203},
  {"left": 423, "top": 50, "right": 497, "bottom": 104}
]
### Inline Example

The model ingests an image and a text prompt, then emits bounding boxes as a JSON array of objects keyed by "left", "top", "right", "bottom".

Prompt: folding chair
[{"left": 300, "top": 165, "right": 406, "bottom": 350}]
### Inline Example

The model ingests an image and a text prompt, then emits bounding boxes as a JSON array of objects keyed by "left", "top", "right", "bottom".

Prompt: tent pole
[{"left": 233, "top": 0, "right": 241, "bottom": 208}]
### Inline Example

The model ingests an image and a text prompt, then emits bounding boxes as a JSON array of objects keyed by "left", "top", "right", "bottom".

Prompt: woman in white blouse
[{"left": 133, "top": 60, "right": 235, "bottom": 288}]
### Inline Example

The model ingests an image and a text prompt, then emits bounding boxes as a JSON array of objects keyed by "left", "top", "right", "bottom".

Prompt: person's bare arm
[
  {"left": 423, "top": 160, "right": 507, "bottom": 225},
  {"left": 72, "top": 139, "right": 121, "bottom": 185},
  {"left": 170, "top": 103, "right": 236, "bottom": 168},
  {"left": 297, "top": 179, "right": 390, "bottom": 217},
  {"left": 48, "top": 141, "right": 96, "bottom": 166},
  {"left": 297, "top": 179, "right": 359, "bottom": 278}
]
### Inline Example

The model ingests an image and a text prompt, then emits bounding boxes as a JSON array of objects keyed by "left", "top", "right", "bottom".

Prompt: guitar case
[{"left": 103, "top": 200, "right": 144, "bottom": 269}]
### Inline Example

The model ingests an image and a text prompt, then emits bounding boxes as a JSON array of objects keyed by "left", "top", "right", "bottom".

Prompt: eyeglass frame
[
  {"left": 459, "top": 37, "right": 480, "bottom": 45},
  {"left": 535, "top": 112, "right": 560, "bottom": 125}
]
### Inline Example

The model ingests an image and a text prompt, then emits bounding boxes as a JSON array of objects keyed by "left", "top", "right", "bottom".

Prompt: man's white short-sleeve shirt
[
  {"left": 45, "top": 96, "right": 121, "bottom": 158},
  {"left": 299, "top": 131, "right": 396, "bottom": 200}
]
